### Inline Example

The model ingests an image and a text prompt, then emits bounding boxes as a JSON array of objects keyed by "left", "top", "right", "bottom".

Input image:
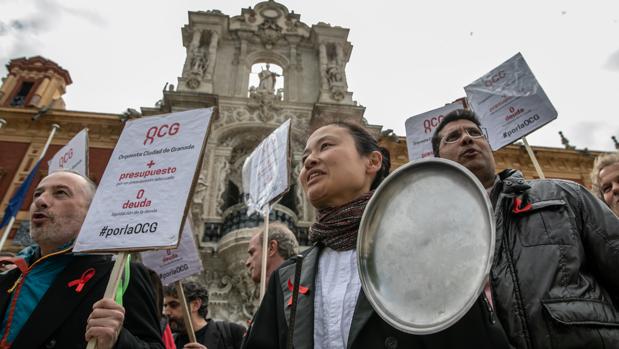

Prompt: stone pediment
[{"left": 229, "top": 1, "right": 310, "bottom": 48}]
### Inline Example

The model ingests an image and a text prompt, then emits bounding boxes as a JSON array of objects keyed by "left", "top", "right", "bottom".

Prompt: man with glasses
[
  {"left": 163, "top": 281, "right": 245, "bottom": 349},
  {"left": 432, "top": 109, "right": 619, "bottom": 348}
]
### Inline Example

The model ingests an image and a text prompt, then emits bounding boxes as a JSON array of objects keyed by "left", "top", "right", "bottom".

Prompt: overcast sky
[{"left": 1, "top": 0, "right": 618, "bottom": 151}]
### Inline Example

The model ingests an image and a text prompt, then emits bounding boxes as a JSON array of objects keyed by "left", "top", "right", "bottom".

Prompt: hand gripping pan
[{"left": 357, "top": 158, "right": 495, "bottom": 334}]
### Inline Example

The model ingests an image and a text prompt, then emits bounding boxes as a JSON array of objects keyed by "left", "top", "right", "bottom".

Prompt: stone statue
[
  {"left": 326, "top": 64, "right": 343, "bottom": 86},
  {"left": 190, "top": 47, "right": 208, "bottom": 76},
  {"left": 257, "top": 64, "right": 279, "bottom": 93}
]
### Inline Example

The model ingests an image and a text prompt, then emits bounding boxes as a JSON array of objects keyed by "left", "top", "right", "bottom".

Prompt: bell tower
[{"left": 0, "top": 56, "right": 72, "bottom": 110}]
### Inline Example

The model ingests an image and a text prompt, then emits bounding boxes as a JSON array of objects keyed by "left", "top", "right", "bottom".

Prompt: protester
[
  {"left": 432, "top": 109, "right": 619, "bottom": 348},
  {"left": 245, "top": 222, "right": 299, "bottom": 285},
  {"left": 0, "top": 170, "right": 163, "bottom": 348},
  {"left": 146, "top": 268, "right": 177, "bottom": 349},
  {"left": 243, "top": 121, "right": 510, "bottom": 348},
  {"left": 164, "top": 281, "right": 245, "bottom": 349},
  {"left": 590, "top": 151, "right": 619, "bottom": 216}
]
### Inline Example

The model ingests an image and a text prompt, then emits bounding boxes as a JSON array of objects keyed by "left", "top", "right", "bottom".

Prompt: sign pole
[
  {"left": 175, "top": 281, "right": 197, "bottom": 343},
  {"left": 86, "top": 252, "right": 129, "bottom": 349},
  {"left": 0, "top": 123, "right": 60, "bottom": 251},
  {"left": 259, "top": 205, "right": 270, "bottom": 302},
  {"left": 521, "top": 137, "right": 545, "bottom": 179}
]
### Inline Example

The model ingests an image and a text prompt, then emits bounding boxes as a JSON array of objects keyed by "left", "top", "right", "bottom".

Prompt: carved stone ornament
[
  {"left": 247, "top": 90, "right": 282, "bottom": 122},
  {"left": 187, "top": 77, "right": 201, "bottom": 89},
  {"left": 257, "top": 19, "right": 283, "bottom": 49}
]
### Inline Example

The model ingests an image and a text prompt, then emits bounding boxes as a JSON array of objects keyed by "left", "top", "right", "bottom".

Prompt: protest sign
[
  {"left": 405, "top": 101, "right": 465, "bottom": 161},
  {"left": 242, "top": 119, "right": 291, "bottom": 301},
  {"left": 464, "top": 52, "right": 557, "bottom": 150},
  {"left": 141, "top": 218, "right": 203, "bottom": 285},
  {"left": 48, "top": 128, "right": 89, "bottom": 176},
  {"left": 73, "top": 108, "right": 212, "bottom": 253},
  {"left": 242, "top": 119, "right": 291, "bottom": 215}
]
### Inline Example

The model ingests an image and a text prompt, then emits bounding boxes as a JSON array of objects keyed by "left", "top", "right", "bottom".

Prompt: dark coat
[
  {"left": 174, "top": 319, "right": 245, "bottom": 349},
  {"left": 0, "top": 254, "right": 164, "bottom": 349},
  {"left": 489, "top": 170, "right": 619, "bottom": 348},
  {"left": 243, "top": 245, "right": 511, "bottom": 349}
]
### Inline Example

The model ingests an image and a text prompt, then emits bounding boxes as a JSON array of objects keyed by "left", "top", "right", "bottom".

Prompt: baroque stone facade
[{"left": 140, "top": 0, "right": 376, "bottom": 323}]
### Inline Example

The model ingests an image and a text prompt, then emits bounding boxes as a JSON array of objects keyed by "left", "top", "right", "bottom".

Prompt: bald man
[{"left": 0, "top": 171, "right": 163, "bottom": 349}]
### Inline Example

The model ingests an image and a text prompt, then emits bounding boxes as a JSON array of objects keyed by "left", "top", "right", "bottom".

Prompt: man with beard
[
  {"left": 0, "top": 170, "right": 163, "bottom": 348},
  {"left": 163, "top": 281, "right": 245, "bottom": 349},
  {"left": 432, "top": 109, "right": 619, "bottom": 348}
]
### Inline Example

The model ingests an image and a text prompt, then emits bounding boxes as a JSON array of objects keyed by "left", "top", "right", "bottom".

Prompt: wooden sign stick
[
  {"left": 86, "top": 252, "right": 129, "bottom": 349},
  {"left": 522, "top": 137, "right": 545, "bottom": 179},
  {"left": 259, "top": 205, "right": 270, "bottom": 302},
  {"left": 175, "top": 280, "right": 197, "bottom": 343}
]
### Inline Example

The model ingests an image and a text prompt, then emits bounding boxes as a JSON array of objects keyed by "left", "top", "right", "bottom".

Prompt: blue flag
[{"left": 0, "top": 160, "right": 42, "bottom": 229}]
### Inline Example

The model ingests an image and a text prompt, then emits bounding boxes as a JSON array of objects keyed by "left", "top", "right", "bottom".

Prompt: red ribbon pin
[
  {"left": 287, "top": 278, "right": 309, "bottom": 307},
  {"left": 68, "top": 268, "right": 96, "bottom": 293},
  {"left": 512, "top": 197, "right": 532, "bottom": 214}
]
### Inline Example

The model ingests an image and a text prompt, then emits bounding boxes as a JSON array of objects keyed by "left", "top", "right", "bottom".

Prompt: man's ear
[
  {"left": 190, "top": 299, "right": 202, "bottom": 313},
  {"left": 268, "top": 240, "right": 279, "bottom": 257},
  {"left": 366, "top": 150, "right": 382, "bottom": 175}
]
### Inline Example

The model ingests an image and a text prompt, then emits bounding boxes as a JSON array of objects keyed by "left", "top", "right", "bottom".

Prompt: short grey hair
[
  {"left": 257, "top": 222, "right": 299, "bottom": 259},
  {"left": 49, "top": 169, "right": 97, "bottom": 203},
  {"left": 591, "top": 151, "right": 619, "bottom": 200}
]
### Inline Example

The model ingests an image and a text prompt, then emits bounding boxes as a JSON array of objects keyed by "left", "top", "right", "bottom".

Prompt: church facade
[{"left": 0, "top": 1, "right": 609, "bottom": 324}]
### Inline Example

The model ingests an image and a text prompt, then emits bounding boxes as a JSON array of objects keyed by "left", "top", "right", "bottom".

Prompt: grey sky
[{"left": 1, "top": 0, "right": 618, "bottom": 151}]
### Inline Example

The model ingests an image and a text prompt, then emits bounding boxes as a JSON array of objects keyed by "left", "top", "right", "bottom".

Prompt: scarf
[{"left": 309, "top": 191, "right": 374, "bottom": 251}]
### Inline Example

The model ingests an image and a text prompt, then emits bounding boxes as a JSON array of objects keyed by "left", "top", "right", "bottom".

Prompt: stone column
[
  {"left": 209, "top": 147, "right": 233, "bottom": 217},
  {"left": 29, "top": 77, "right": 51, "bottom": 107},
  {"left": 287, "top": 44, "right": 297, "bottom": 102},
  {"left": 234, "top": 34, "right": 251, "bottom": 97},
  {"left": 335, "top": 43, "right": 348, "bottom": 88},
  {"left": 0, "top": 74, "right": 18, "bottom": 105},
  {"left": 183, "top": 29, "right": 203, "bottom": 76},
  {"left": 205, "top": 31, "right": 219, "bottom": 81},
  {"left": 318, "top": 43, "right": 329, "bottom": 91}
]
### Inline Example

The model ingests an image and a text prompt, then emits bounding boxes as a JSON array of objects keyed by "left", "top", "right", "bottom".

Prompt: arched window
[{"left": 248, "top": 63, "right": 284, "bottom": 99}]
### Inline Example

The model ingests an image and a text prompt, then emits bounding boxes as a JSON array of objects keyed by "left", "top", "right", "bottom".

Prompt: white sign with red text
[
  {"left": 48, "top": 128, "right": 89, "bottom": 176},
  {"left": 464, "top": 52, "right": 557, "bottom": 150},
  {"left": 405, "top": 102, "right": 465, "bottom": 161},
  {"left": 73, "top": 108, "right": 213, "bottom": 253},
  {"left": 140, "top": 218, "right": 203, "bottom": 285},
  {"left": 242, "top": 119, "right": 291, "bottom": 215}
]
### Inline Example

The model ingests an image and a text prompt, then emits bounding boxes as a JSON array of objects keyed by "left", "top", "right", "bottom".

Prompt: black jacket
[
  {"left": 0, "top": 254, "right": 163, "bottom": 349},
  {"left": 489, "top": 169, "right": 619, "bottom": 348},
  {"left": 174, "top": 319, "right": 245, "bottom": 349},
  {"left": 243, "top": 245, "right": 510, "bottom": 349}
]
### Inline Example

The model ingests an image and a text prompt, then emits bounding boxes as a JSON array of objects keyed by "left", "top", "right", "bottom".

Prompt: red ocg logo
[{"left": 144, "top": 123, "right": 180, "bottom": 145}]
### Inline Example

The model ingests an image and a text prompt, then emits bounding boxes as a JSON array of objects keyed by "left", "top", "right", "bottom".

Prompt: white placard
[
  {"left": 242, "top": 119, "right": 291, "bottom": 215},
  {"left": 405, "top": 102, "right": 465, "bottom": 161},
  {"left": 48, "top": 128, "right": 89, "bottom": 176},
  {"left": 464, "top": 52, "right": 557, "bottom": 150},
  {"left": 140, "top": 218, "right": 203, "bottom": 285},
  {"left": 73, "top": 108, "right": 213, "bottom": 253}
]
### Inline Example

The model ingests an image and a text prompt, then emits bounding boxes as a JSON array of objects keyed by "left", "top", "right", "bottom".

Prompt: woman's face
[{"left": 300, "top": 125, "right": 378, "bottom": 209}]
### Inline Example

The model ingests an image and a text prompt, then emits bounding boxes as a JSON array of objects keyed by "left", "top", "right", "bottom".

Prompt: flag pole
[{"left": 0, "top": 123, "right": 60, "bottom": 251}]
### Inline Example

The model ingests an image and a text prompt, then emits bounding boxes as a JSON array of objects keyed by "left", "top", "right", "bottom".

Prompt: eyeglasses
[
  {"left": 163, "top": 300, "right": 181, "bottom": 309},
  {"left": 442, "top": 127, "right": 485, "bottom": 144}
]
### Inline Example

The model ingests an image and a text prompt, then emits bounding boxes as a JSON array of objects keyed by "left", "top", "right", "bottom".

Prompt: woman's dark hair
[{"left": 327, "top": 121, "right": 391, "bottom": 190}]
